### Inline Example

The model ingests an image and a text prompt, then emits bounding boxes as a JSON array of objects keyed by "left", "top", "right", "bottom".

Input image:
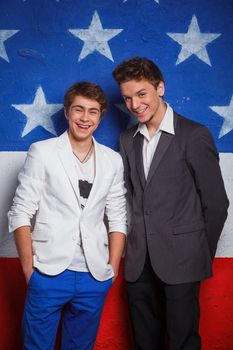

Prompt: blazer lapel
[
  {"left": 146, "top": 131, "right": 174, "bottom": 188},
  {"left": 81, "top": 138, "right": 102, "bottom": 212},
  {"left": 133, "top": 132, "right": 146, "bottom": 189},
  {"left": 57, "top": 131, "right": 81, "bottom": 204}
]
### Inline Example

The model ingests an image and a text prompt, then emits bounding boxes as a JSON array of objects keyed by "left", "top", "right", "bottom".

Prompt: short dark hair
[
  {"left": 112, "top": 57, "right": 164, "bottom": 88},
  {"left": 64, "top": 81, "right": 107, "bottom": 117}
]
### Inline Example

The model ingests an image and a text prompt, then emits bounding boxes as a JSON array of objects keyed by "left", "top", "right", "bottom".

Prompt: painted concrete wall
[
  {"left": 0, "top": 152, "right": 232, "bottom": 258},
  {"left": 0, "top": 0, "right": 232, "bottom": 349}
]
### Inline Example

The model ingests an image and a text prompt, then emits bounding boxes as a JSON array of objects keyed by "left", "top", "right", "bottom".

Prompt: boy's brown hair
[
  {"left": 112, "top": 57, "right": 164, "bottom": 89},
  {"left": 64, "top": 81, "right": 107, "bottom": 117}
]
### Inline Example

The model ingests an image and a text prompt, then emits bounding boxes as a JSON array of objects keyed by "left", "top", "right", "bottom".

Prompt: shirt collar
[{"left": 133, "top": 103, "right": 175, "bottom": 139}]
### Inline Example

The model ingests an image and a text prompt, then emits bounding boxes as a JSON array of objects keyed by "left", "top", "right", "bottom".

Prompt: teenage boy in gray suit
[{"left": 113, "top": 57, "right": 229, "bottom": 350}]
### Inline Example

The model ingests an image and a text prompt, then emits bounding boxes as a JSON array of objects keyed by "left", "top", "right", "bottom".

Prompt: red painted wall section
[
  {"left": 0, "top": 258, "right": 233, "bottom": 350},
  {"left": 200, "top": 259, "right": 233, "bottom": 350}
]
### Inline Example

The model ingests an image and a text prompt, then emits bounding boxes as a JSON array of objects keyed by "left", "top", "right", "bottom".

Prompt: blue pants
[{"left": 22, "top": 269, "right": 112, "bottom": 350}]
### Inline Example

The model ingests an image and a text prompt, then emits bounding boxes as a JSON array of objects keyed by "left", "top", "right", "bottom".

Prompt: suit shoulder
[
  {"left": 97, "top": 142, "right": 121, "bottom": 161},
  {"left": 120, "top": 125, "right": 138, "bottom": 150},
  {"left": 28, "top": 136, "right": 58, "bottom": 160},
  {"left": 121, "top": 124, "right": 138, "bottom": 139},
  {"left": 29, "top": 136, "right": 58, "bottom": 150},
  {"left": 175, "top": 113, "right": 212, "bottom": 137}
]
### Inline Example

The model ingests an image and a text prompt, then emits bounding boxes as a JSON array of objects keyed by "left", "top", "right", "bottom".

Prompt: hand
[
  {"left": 24, "top": 268, "right": 34, "bottom": 284},
  {"left": 110, "top": 262, "right": 119, "bottom": 283}
]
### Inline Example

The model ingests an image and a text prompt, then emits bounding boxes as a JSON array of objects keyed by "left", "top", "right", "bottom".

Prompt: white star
[
  {"left": 0, "top": 29, "right": 19, "bottom": 62},
  {"left": 210, "top": 96, "right": 233, "bottom": 138},
  {"left": 167, "top": 15, "right": 221, "bottom": 66},
  {"left": 12, "top": 86, "right": 63, "bottom": 137},
  {"left": 69, "top": 11, "right": 123, "bottom": 62}
]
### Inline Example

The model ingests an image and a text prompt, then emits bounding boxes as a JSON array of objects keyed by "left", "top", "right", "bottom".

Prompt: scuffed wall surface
[
  {"left": 0, "top": 152, "right": 232, "bottom": 257},
  {"left": 1, "top": 258, "right": 233, "bottom": 350},
  {"left": 0, "top": 0, "right": 232, "bottom": 349}
]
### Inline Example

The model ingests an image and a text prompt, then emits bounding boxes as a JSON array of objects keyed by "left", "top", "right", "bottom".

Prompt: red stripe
[
  {"left": 0, "top": 258, "right": 232, "bottom": 350},
  {"left": 200, "top": 258, "right": 233, "bottom": 350}
]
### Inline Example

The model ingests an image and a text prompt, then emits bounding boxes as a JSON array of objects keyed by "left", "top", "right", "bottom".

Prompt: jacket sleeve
[
  {"left": 8, "top": 143, "right": 45, "bottom": 233},
  {"left": 186, "top": 125, "right": 229, "bottom": 258},
  {"left": 105, "top": 153, "right": 127, "bottom": 235},
  {"left": 119, "top": 133, "right": 133, "bottom": 205}
]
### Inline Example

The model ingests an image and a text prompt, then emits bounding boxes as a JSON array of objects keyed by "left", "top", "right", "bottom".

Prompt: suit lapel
[
  {"left": 146, "top": 131, "right": 174, "bottom": 188},
  {"left": 57, "top": 131, "right": 81, "bottom": 204},
  {"left": 133, "top": 132, "right": 146, "bottom": 189},
  {"left": 81, "top": 138, "right": 100, "bottom": 212}
]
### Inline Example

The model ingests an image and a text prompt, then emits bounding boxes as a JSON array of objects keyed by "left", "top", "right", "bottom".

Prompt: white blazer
[{"left": 8, "top": 131, "right": 127, "bottom": 281}]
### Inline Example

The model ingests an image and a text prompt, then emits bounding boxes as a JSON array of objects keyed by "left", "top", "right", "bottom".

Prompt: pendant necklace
[{"left": 73, "top": 140, "right": 93, "bottom": 164}]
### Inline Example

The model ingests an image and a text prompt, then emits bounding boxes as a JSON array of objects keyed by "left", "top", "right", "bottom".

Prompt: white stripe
[
  {"left": 216, "top": 153, "right": 233, "bottom": 257},
  {"left": 0, "top": 152, "right": 232, "bottom": 257},
  {"left": 0, "top": 152, "right": 26, "bottom": 257}
]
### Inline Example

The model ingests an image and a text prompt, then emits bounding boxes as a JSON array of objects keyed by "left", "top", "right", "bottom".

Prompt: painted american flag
[
  {"left": 0, "top": 0, "right": 232, "bottom": 258},
  {"left": 0, "top": 1, "right": 232, "bottom": 349}
]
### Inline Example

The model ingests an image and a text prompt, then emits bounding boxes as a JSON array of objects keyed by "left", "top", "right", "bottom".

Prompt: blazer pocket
[{"left": 173, "top": 221, "right": 205, "bottom": 235}]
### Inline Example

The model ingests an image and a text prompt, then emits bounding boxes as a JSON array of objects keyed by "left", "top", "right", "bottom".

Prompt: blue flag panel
[{"left": 0, "top": 0, "right": 232, "bottom": 152}]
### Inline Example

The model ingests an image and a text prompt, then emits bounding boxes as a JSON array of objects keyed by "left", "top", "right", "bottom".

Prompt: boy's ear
[
  {"left": 157, "top": 81, "right": 165, "bottom": 97},
  {"left": 64, "top": 108, "right": 68, "bottom": 120}
]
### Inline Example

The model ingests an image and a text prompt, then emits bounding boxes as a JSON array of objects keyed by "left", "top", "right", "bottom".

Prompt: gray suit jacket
[{"left": 120, "top": 112, "right": 229, "bottom": 284}]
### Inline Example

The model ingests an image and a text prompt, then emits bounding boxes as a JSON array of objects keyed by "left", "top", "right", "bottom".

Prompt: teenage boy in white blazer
[{"left": 8, "top": 81, "right": 127, "bottom": 350}]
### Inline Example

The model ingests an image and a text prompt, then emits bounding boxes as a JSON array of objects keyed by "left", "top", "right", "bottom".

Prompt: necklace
[{"left": 73, "top": 141, "right": 93, "bottom": 163}]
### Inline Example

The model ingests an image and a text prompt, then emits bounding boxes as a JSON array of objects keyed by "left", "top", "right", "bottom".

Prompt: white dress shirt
[
  {"left": 134, "top": 103, "right": 175, "bottom": 179},
  {"left": 69, "top": 152, "right": 95, "bottom": 272}
]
